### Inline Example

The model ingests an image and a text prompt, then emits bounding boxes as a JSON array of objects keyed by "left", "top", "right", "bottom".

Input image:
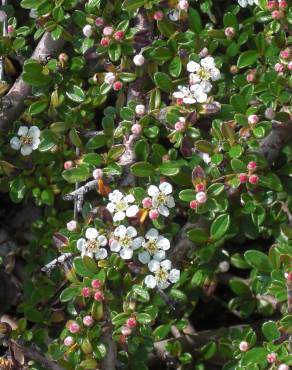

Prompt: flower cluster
[
  {"left": 237, "top": 0, "right": 258, "bottom": 7},
  {"left": 106, "top": 190, "right": 139, "bottom": 222},
  {"left": 173, "top": 56, "right": 221, "bottom": 105},
  {"left": 143, "top": 182, "right": 175, "bottom": 219},
  {"left": 238, "top": 161, "right": 259, "bottom": 185}
]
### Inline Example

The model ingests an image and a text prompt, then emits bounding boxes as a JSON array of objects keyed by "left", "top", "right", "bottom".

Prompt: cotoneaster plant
[{"left": 0, "top": 0, "right": 291, "bottom": 369}]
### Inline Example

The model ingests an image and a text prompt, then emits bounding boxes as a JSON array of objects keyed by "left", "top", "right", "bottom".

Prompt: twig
[
  {"left": 101, "top": 305, "right": 117, "bottom": 370},
  {"left": 0, "top": 1, "right": 7, "bottom": 82},
  {"left": 63, "top": 179, "right": 98, "bottom": 201},
  {"left": 0, "top": 32, "right": 66, "bottom": 131},
  {"left": 74, "top": 147, "right": 80, "bottom": 219},
  {"left": 41, "top": 253, "right": 72, "bottom": 273}
]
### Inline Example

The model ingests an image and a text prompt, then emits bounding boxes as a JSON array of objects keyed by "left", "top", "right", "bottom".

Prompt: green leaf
[
  {"left": 230, "top": 95, "right": 247, "bottom": 114},
  {"left": 132, "top": 285, "right": 150, "bottom": 302},
  {"left": 179, "top": 189, "right": 196, "bottom": 202},
  {"left": 262, "top": 321, "right": 280, "bottom": 341},
  {"left": 149, "top": 47, "right": 172, "bottom": 63},
  {"left": 169, "top": 56, "right": 182, "bottom": 78},
  {"left": 157, "top": 18, "right": 174, "bottom": 37},
  {"left": 131, "top": 161, "right": 155, "bottom": 177},
  {"left": 107, "top": 145, "right": 125, "bottom": 162},
  {"left": 210, "top": 214, "right": 230, "bottom": 241},
  {"left": 195, "top": 140, "right": 215, "bottom": 155},
  {"left": 66, "top": 85, "right": 86, "bottom": 102},
  {"left": 122, "top": 0, "right": 144, "bottom": 11},
  {"left": 9, "top": 177, "right": 26, "bottom": 203},
  {"left": 207, "top": 183, "right": 225, "bottom": 197},
  {"left": 108, "top": 43, "right": 122, "bottom": 62},
  {"left": 137, "top": 313, "right": 152, "bottom": 324},
  {"left": 80, "top": 359, "right": 98, "bottom": 369},
  {"left": 86, "top": 134, "right": 109, "bottom": 150},
  {"left": 154, "top": 72, "right": 173, "bottom": 93},
  {"left": 189, "top": 8, "right": 202, "bottom": 33},
  {"left": 241, "top": 347, "right": 268, "bottom": 367},
  {"left": 244, "top": 250, "right": 272, "bottom": 272},
  {"left": 135, "top": 140, "right": 149, "bottom": 161},
  {"left": 62, "top": 165, "right": 90, "bottom": 183},
  {"left": 237, "top": 51, "right": 259, "bottom": 69},
  {"left": 229, "top": 279, "right": 251, "bottom": 296},
  {"left": 259, "top": 174, "right": 282, "bottom": 191},
  {"left": 38, "top": 129, "right": 57, "bottom": 152},
  {"left": 41, "top": 189, "right": 54, "bottom": 205},
  {"left": 153, "top": 324, "right": 171, "bottom": 340},
  {"left": 188, "top": 229, "right": 209, "bottom": 243},
  {"left": 159, "top": 161, "right": 180, "bottom": 176},
  {"left": 28, "top": 100, "right": 48, "bottom": 115},
  {"left": 60, "top": 286, "right": 79, "bottom": 302}
]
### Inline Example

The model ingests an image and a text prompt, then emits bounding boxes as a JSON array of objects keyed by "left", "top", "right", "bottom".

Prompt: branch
[
  {"left": 101, "top": 305, "right": 117, "bottom": 370},
  {"left": 41, "top": 253, "right": 72, "bottom": 273},
  {"left": 63, "top": 179, "right": 98, "bottom": 201},
  {"left": 0, "top": 32, "right": 66, "bottom": 131}
]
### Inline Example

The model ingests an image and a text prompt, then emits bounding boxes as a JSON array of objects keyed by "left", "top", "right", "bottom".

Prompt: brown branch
[
  {"left": 101, "top": 305, "right": 117, "bottom": 370},
  {"left": 0, "top": 32, "right": 66, "bottom": 131}
]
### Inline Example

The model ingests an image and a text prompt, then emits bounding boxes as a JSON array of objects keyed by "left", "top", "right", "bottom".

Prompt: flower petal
[
  {"left": 145, "top": 228, "right": 159, "bottom": 240},
  {"left": 85, "top": 227, "right": 98, "bottom": 240},
  {"left": 126, "top": 205, "right": 139, "bottom": 218},
  {"left": 148, "top": 185, "right": 159, "bottom": 197},
  {"left": 120, "top": 248, "right": 133, "bottom": 260},
  {"left": 159, "top": 182, "right": 172, "bottom": 195},
  {"left": 132, "top": 236, "right": 144, "bottom": 249},
  {"left": 28, "top": 126, "right": 41, "bottom": 139},
  {"left": 97, "top": 235, "right": 107, "bottom": 246},
  {"left": 96, "top": 248, "right": 108, "bottom": 260},
  {"left": 77, "top": 238, "right": 86, "bottom": 251},
  {"left": 110, "top": 240, "right": 121, "bottom": 252},
  {"left": 20, "top": 145, "right": 33, "bottom": 156},
  {"left": 158, "top": 205, "right": 170, "bottom": 217},
  {"left": 161, "top": 259, "right": 172, "bottom": 271},
  {"left": 125, "top": 194, "right": 135, "bottom": 203},
  {"left": 114, "top": 225, "right": 127, "bottom": 237},
  {"left": 144, "top": 275, "right": 157, "bottom": 288},
  {"left": 157, "top": 280, "right": 170, "bottom": 290},
  {"left": 32, "top": 138, "right": 40, "bottom": 150},
  {"left": 166, "top": 196, "right": 175, "bottom": 208},
  {"left": 113, "top": 211, "right": 126, "bottom": 222},
  {"left": 157, "top": 236, "right": 170, "bottom": 250},
  {"left": 138, "top": 251, "right": 150, "bottom": 264},
  {"left": 126, "top": 226, "right": 137, "bottom": 237},
  {"left": 10, "top": 137, "right": 21, "bottom": 150},
  {"left": 17, "top": 126, "right": 28, "bottom": 136},
  {"left": 169, "top": 268, "right": 180, "bottom": 283},
  {"left": 186, "top": 61, "right": 200, "bottom": 73},
  {"left": 106, "top": 202, "right": 116, "bottom": 213},
  {"left": 148, "top": 259, "right": 160, "bottom": 272},
  {"left": 153, "top": 250, "right": 166, "bottom": 261}
]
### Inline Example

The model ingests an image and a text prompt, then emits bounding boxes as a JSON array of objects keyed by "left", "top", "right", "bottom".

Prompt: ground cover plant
[{"left": 0, "top": 0, "right": 291, "bottom": 369}]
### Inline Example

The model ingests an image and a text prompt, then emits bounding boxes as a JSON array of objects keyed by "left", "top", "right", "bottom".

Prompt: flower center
[
  {"left": 21, "top": 135, "right": 33, "bottom": 145},
  {"left": 145, "top": 240, "right": 158, "bottom": 255},
  {"left": 86, "top": 240, "right": 99, "bottom": 253},
  {"left": 155, "top": 268, "right": 168, "bottom": 282},
  {"left": 115, "top": 199, "right": 128, "bottom": 212},
  {"left": 197, "top": 68, "right": 210, "bottom": 80},
  {"left": 120, "top": 235, "right": 132, "bottom": 248},
  {"left": 156, "top": 192, "right": 167, "bottom": 205}
]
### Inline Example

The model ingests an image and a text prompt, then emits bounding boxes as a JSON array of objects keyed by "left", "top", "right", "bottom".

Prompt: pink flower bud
[
  {"left": 272, "top": 10, "right": 283, "bottom": 19},
  {"left": 91, "top": 279, "right": 102, "bottom": 289},
  {"left": 131, "top": 124, "right": 142, "bottom": 135},
  {"left": 135, "top": 104, "right": 146, "bottom": 116},
  {"left": 64, "top": 160, "right": 73, "bottom": 169},
  {"left": 149, "top": 209, "right": 159, "bottom": 220},
  {"left": 178, "top": 0, "right": 189, "bottom": 11},
  {"left": 121, "top": 326, "right": 132, "bottom": 336},
  {"left": 265, "top": 108, "right": 275, "bottom": 120},
  {"left": 239, "top": 173, "right": 248, "bottom": 183},
  {"left": 267, "top": 0, "right": 277, "bottom": 10},
  {"left": 7, "top": 25, "right": 14, "bottom": 33},
  {"left": 103, "top": 26, "right": 113, "bottom": 36},
  {"left": 279, "top": 1, "right": 288, "bottom": 9},
  {"left": 162, "top": 154, "right": 170, "bottom": 161},
  {"left": 267, "top": 352, "right": 277, "bottom": 364},
  {"left": 275, "top": 63, "right": 285, "bottom": 72},
  {"left": 285, "top": 272, "right": 292, "bottom": 283},
  {"left": 247, "top": 161, "right": 257, "bottom": 171},
  {"left": 133, "top": 54, "right": 145, "bottom": 66},
  {"left": 126, "top": 318, "right": 137, "bottom": 328},
  {"left": 100, "top": 37, "right": 110, "bottom": 47},
  {"left": 153, "top": 11, "right": 164, "bottom": 21},
  {"left": 248, "top": 115, "right": 259, "bottom": 124},
  {"left": 249, "top": 175, "right": 259, "bottom": 185},
  {"left": 230, "top": 65, "right": 238, "bottom": 74},
  {"left": 288, "top": 61, "right": 292, "bottom": 71},
  {"left": 113, "top": 81, "right": 123, "bottom": 91},
  {"left": 94, "top": 290, "right": 104, "bottom": 301},
  {"left": 69, "top": 322, "right": 80, "bottom": 334},
  {"left": 224, "top": 27, "right": 236, "bottom": 39},
  {"left": 83, "top": 315, "right": 94, "bottom": 327},
  {"left": 92, "top": 168, "right": 103, "bottom": 180},
  {"left": 278, "top": 364, "right": 289, "bottom": 370},
  {"left": 114, "top": 30, "right": 124, "bottom": 41},
  {"left": 280, "top": 49, "right": 290, "bottom": 59},
  {"left": 246, "top": 71, "right": 256, "bottom": 83},
  {"left": 82, "top": 287, "right": 90, "bottom": 298},
  {"left": 189, "top": 200, "right": 198, "bottom": 209},
  {"left": 67, "top": 220, "right": 77, "bottom": 231},
  {"left": 83, "top": 25, "right": 93, "bottom": 37},
  {"left": 199, "top": 47, "right": 209, "bottom": 58},
  {"left": 95, "top": 17, "right": 104, "bottom": 26},
  {"left": 195, "top": 183, "right": 205, "bottom": 192},
  {"left": 239, "top": 341, "right": 249, "bottom": 352},
  {"left": 196, "top": 191, "right": 207, "bottom": 204},
  {"left": 174, "top": 120, "right": 186, "bottom": 132},
  {"left": 64, "top": 336, "right": 75, "bottom": 346},
  {"left": 142, "top": 197, "right": 152, "bottom": 208}
]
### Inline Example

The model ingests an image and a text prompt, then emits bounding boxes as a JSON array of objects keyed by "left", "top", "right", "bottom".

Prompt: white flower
[
  {"left": 133, "top": 54, "right": 145, "bottom": 66},
  {"left": 147, "top": 182, "right": 175, "bottom": 217},
  {"left": 188, "top": 57, "right": 221, "bottom": 88},
  {"left": 168, "top": 9, "right": 179, "bottom": 21},
  {"left": 83, "top": 24, "right": 93, "bottom": 37},
  {"left": 111, "top": 225, "right": 144, "bottom": 260},
  {"left": 104, "top": 72, "right": 116, "bottom": 85},
  {"left": 77, "top": 228, "right": 108, "bottom": 259},
  {"left": 138, "top": 228, "right": 170, "bottom": 264},
  {"left": 144, "top": 259, "right": 180, "bottom": 289},
  {"left": 10, "top": 126, "right": 41, "bottom": 156},
  {"left": 106, "top": 190, "right": 139, "bottom": 222},
  {"left": 135, "top": 104, "right": 145, "bottom": 116},
  {"left": 238, "top": 0, "right": 258, "bottom": 7},
  {"left": 173, "top": 86, "right": 197, "bottom": 105},
  {"left": 178, "top": 0, "right": 189, "bottom": 11}
]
